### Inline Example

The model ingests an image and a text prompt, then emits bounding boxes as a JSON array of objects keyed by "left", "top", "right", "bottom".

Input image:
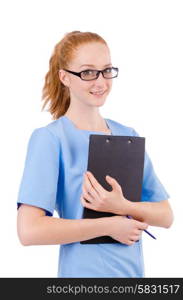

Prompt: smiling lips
[{"left": 90, "top": 90, "right": 106, "bottom": 96}]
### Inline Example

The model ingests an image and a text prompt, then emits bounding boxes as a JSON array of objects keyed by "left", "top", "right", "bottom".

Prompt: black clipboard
[{"left": 80, "top": 134, "right": 145, "bottom": 244}]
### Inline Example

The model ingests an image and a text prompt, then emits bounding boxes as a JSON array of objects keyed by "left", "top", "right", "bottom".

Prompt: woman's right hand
[{"left": 108, "top": 215, "right": 148, "bottom": 245}]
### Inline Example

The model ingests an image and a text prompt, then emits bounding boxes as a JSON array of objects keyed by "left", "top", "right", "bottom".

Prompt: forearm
[
  {"left": 125, "top": 200, "right": 173, "bottom": 228},
  {"left": 21, "top": 216, "right": 111, "bottom": 246}
]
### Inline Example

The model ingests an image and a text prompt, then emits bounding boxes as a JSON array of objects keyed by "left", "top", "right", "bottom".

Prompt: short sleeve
[
  {"left": 131, "top": 128, "right": 170, "bottom": 202},
  {"left": 17, "top": 127, "right": 60, "bottom": 216}
]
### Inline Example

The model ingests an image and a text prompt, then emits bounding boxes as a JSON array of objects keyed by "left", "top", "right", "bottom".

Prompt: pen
[{"left": 126, "top": 215, "right": 156, "bottom": 240}]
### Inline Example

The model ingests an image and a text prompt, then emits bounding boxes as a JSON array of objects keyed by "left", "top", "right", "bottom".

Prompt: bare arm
[
  {"left": 17, "top": 204, "right": 109, "bottom": 245},
  {"left": 17, "top": 204, "right": 148, "bottom": 246},
  {"left": 123, "top": 199, "right": 174, "bottom": 228}
]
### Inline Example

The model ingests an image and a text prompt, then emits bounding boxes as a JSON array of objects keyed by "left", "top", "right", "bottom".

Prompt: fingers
[
  {"left": 129, "top": 222, "right": 147, "bottom": 244},
  {"left": 86, "top": 171, "right": 105, "bottom": 195},
  {"left": 131, "top": 235, "right": 141, "bottom": 242},
  {"left": 82, "top": 175, "right": 100, "bottom": 201},
  {"left": 80, "top": 195, "right": 92, "bottom": 209},
  {"left": 125, "top": 237, "right": 139, "bottom": 246},
  {"left": 140, "top": 222, "right": 148, "bottom": 230},
  {"left": 82, "top": 186, "right": 94, "bottom": 203},
  {"left": 128, "top": 234, "right": 141, "bottom": 245},
  {"left": 126, "top": 240, "right": 135, "bottom": 246},
  {"left": 136, "top": 220, "right": 148, "bottom": 231}
]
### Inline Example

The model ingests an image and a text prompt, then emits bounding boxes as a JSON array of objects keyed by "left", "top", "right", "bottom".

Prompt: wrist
[
  {"left": 104, "top": 216, "right": 118, "bottom": 235},
  {"left": 116, "top": 197, "right": 134, "bottom": 216},
  {"left": 125, "top": 199, "right": 136, "bottom": 216},
  {"left": 96, "top": 217, "right": 115, "bottom": 236}
]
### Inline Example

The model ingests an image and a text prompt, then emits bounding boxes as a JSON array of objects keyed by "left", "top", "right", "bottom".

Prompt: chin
[{"left": 90, "top": 99, "right": 107, "bottom": 107}]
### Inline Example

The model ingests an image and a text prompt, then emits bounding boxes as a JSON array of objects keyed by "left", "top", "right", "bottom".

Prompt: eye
[
  {"left": 82, "top": 70, "right": 96, "bottom": 76},
  {"left": 103, "top": 67, "right": 113, "bottom": 73}
]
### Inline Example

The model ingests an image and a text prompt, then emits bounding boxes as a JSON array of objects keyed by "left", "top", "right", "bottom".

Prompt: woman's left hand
[{"left": 80, "top": 171, "right": 130, "bottom": 215}]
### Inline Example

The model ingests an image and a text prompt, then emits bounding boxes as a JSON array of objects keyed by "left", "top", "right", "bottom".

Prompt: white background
[{"left": 0, "top": 0, "right": 182, "bottom": 277}]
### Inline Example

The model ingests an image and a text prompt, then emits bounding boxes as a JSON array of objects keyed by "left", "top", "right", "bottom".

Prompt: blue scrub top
[{"left": 17, "top": 116, "right": 170, "bottom": 277}]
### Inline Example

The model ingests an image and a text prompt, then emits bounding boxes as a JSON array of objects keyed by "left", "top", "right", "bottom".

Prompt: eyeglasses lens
[{"left": 81, "top": 67, "right": 118, "bottom": 80}]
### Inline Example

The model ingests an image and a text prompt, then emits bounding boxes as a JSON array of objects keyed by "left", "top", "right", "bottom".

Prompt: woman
[{"left": 17, "top": 31, "right": 173, "bottom": 278}]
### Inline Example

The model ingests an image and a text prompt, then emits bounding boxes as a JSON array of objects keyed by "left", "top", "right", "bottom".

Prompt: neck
[{"left": 64, "top": 110, "right": 110, "bottom": 132}]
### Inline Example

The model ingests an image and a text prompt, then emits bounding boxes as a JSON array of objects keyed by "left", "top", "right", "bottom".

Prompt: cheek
[
  {"left": 84, "top": 82, "right": 93, "bottom": 91},
  {"left": 74, "top": 79, "right": 91, "bottom": 92},
  {"left": 108, "top": 80, "right": 113, "bottom": 90},
  {"left": 105, "top": 81, "right": 112, "bottom": 94},
  {"left": 70, "top": 80, "right": 86, "bottom": 94}
]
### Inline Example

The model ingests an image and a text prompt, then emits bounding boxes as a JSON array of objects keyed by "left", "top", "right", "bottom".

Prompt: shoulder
[
  {"left": 106, "top": 118, "right": 140, "bottom": 136},
  {"left": 29, "top": 118, "right": 61, "bottom": 148}
]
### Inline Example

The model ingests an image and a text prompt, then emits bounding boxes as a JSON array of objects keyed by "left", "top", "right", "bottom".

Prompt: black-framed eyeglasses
[{"left": 62, "top": 67, "right": 119, "bottom": 81}]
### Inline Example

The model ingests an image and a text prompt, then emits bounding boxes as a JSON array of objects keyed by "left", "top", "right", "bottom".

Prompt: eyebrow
[{"left": 79, "top": 63, "right": 112, "bottom": 69}]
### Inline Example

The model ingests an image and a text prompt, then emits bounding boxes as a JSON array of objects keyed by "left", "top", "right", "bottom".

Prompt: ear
[{"left": 59, "top": 69, "right": 70, "bottom": 87}]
